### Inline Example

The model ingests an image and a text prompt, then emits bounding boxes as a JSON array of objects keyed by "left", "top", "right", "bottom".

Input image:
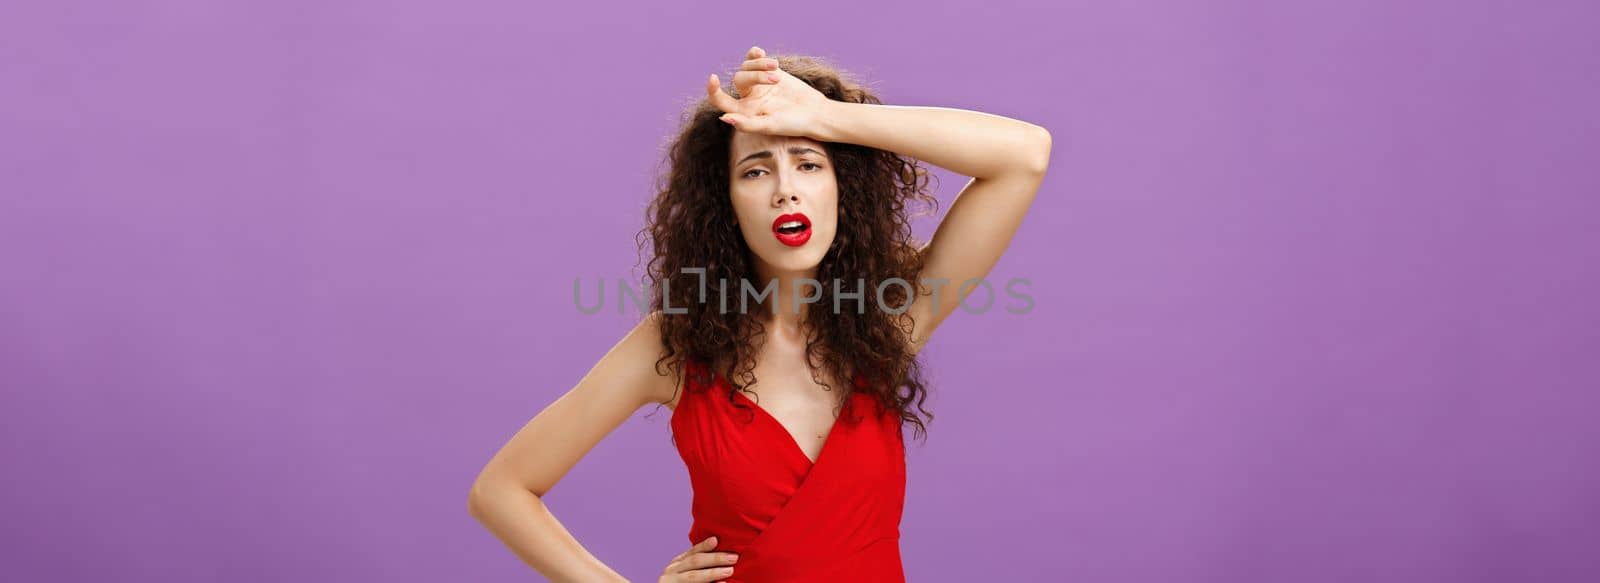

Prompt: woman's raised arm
[
  {"left": 713, "top": 46, "right": 1052, "bottom": 353},
  {"left": 812, "top": 101, "right": 1052, "bottom": 353},
  {"left": 468, "top": 311, "right": 677, "bottom": 582}
]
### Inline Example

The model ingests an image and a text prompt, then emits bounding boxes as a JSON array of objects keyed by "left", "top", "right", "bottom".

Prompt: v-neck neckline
[{"left": 729, "top": 386, "right": 851, "bottom": 468}]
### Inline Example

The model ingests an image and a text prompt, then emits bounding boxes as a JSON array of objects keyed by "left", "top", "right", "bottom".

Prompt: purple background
[{"left": 3, "top": 1, "right": 1597, "bottom": 581}]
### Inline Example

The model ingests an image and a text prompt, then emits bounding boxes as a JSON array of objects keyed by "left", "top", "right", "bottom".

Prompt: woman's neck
[{"left": 750, "top": 262, "right": 819, "bottom": 335}]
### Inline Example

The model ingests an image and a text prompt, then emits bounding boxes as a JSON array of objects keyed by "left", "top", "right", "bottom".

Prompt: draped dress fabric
[{"left": 670, "top": 358, "right": 907, "bottom": 582}]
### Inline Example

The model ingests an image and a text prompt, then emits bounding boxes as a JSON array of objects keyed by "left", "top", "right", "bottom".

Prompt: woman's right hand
[{"left": 658, "top": 536, "right": 739, "bottom": 582}]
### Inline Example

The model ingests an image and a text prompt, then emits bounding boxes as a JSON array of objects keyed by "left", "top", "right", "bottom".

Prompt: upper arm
[
  {"left": 905, "top": 126, "right": 1051, "bottom": 354},
  {"left": 471, "top": 312, "right": 676, "bottom": 497}
]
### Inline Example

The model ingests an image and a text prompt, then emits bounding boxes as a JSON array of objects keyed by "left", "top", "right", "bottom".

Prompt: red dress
[{"left": 670, "top": 358, "right": 907, "bottom": 582}]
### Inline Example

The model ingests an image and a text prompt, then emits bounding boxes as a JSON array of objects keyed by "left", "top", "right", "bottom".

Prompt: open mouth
[{"left": 771, "top": 212, "right": 812, "bottom": 247}]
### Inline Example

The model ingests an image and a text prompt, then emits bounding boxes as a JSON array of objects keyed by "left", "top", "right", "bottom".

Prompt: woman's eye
[{"left": 742, "top": 164, "right": 820, "bottom": 179}]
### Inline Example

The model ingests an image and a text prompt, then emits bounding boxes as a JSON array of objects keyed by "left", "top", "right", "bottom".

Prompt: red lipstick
[{"left": 771, "top": 212, "right": 812, "bottom": 247}]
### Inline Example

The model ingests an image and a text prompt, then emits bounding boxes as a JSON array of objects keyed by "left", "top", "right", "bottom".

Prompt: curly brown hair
[{"left": 637, "top": 54, "right": 939, "bottom": 441}]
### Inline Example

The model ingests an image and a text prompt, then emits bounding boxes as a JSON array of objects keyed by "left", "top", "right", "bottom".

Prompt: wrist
[{"left": 811, "top": 99, "right": 855, "bottom": 143}]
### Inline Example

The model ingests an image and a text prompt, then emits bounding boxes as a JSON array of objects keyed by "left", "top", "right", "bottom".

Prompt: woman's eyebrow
[{"left": 735, "top": 146, "right": 827, "bottom": 166}]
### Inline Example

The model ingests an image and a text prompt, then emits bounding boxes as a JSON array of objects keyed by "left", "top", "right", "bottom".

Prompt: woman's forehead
[{"left": 729, "top": 133, "right": 827, "bottom": 161}]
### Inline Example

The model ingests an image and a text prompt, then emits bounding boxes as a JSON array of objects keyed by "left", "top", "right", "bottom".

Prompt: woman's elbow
[
  {"left": 1025, "top": 125, "right": 1053, "bottom": 177},
  {"left": 467, "top": 479, "right": 495, "bottom": 519},
  {"left": 468, "top": 474, "right": 528, "bottom": 519}
]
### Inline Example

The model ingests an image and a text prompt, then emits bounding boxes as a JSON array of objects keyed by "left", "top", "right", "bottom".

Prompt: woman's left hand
[{"left": 706, "top": 46, "right": 833, "bottom": 139}]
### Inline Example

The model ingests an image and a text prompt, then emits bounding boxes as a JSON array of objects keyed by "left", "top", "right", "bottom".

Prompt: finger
[
  {"left": 718, "top": 112, "right": 765, "bottom": 133},
  {"left": 674, "top": 536, "right": 718, "bottom": 563},
  {"left": 688, "top": 566, "right": 735, "bottom": 582},
  {"left": 706, "top": 75, "right": 740, "bottom": 113},
  {"left": 721, "top": 112, "right": 773, "bottom": 134},
  {"left": 733, "top": 69, "right": 780, "bottom": 86},
  {"left": 687, "top": 535, "right": 716, "bottom": 555},
  {"left": 731, "top": 70, "right": 780, "bottom": 96},
  {"left": 747, "top": 45, "right": 765, "bottom": 59},
  {"left": 684, "top": 551, "right": 739, "bottom": 570},
  {"left": 740, "top": 57, "right": 779, "bottom": 71}
]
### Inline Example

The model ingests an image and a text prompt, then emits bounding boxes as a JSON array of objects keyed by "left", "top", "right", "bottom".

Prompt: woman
[{"left": 468, "top": 46, "right": 1051, "bottom": 582}]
